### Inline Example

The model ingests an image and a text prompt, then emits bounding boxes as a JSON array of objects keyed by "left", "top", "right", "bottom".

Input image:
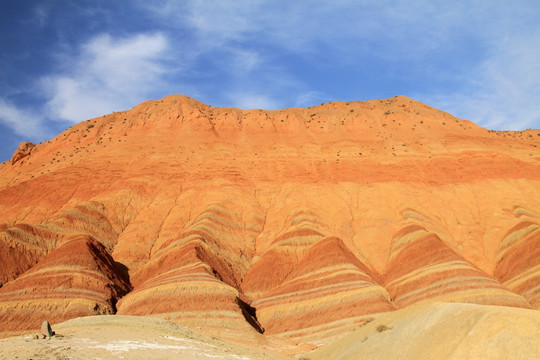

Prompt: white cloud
[
  {"left": 294, "top": 91, "right": 331, "bottom": 108},
  {"left": 229, "top": 49, "right": 261, "bottom": 74},
  {"left": 138, "top": 1, "right": 496, "bottom": 108},
  {"left": 0, "top": 98, "right": 50, "bottom": 139},
  {"left": 150, "top": 1, "right": 476, "bottom": 61},
  {"left": 186, "top": 1, "right": 264, "bottom": 43},
  {"left": 32, "top": 2, "right": 540, "bottom": 132},
  {"left": 43, "top": 33, "right": 171, "bottom": 123},
  {"left": 228, "top": 93, "right": 280, "bottom": 110},
  {"left": 31, "top": 5, "right": 49, "bottom": 28},
  {"left": 141, "top": 0, "right": 264, "bottom": 44},
  {"left": 419, "top": 29, "right": 540, "bottom": 130},
  {"left": 7, "top": 0, "right": 535, "bottom": 138}
]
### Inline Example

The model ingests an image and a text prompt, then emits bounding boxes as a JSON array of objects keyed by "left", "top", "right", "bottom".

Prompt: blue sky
[{"left": 1, "top": 1, "right": 539, "bottom": 162}]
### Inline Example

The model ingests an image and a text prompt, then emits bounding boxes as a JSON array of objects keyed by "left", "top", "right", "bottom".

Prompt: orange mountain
[{"left": 1, "top": 95, "right": 539, "bottom": 348}]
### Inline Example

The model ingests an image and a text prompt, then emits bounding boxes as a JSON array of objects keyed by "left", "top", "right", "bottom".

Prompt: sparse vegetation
[{"left": 377, "top": 324, "right": 392, "bottom": 333}]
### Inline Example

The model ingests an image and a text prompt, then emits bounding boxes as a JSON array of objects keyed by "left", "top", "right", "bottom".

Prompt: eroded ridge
[
  {"left": 0, "top": 236, "right": 131, "bottom": 333},
  {"left": 385, "top": 224, "right": 531, "bottom": 308},
  {"left": 495, "top": 208, "right": 540, "bottom": 309},
  {"left": 242, "top": 212, "right": 395, "bottom": 344},
  {"left": 116, "top": 203, "right": 260, "bottom": 335}
]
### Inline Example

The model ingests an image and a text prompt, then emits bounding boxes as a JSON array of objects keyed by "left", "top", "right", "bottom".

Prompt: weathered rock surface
[
  {"left": 494, "top": 214, "right": 540, "bottom": 309},
  {"left": 10, "top": 141, "right": 35, "bottom": 165},
  {"left": 385, "top": 225, "right": 531, "bottom": 308},
  {"left": 0, "top": 94, "right": 539, "bottom": 348},
  {"left": 40, "top": 320, "right": 53, "bottom": 338},
  {"left": 0, "top": 236, "right": 131, "bottom": 333},
  {"left": 244, "top": 234, "right": 395, "bottom": 344}
]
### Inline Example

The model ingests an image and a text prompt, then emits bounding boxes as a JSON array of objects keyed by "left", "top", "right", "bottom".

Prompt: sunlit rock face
[
  {"left": 0, "top": 94, "right": 539, "bottom": 342},
  {"left": 0, "top": 235, "right": 131, "bottom": 332}
]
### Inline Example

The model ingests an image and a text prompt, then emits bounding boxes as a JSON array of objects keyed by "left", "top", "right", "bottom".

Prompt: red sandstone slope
[
  {"left": 0, "top": 235, "right": 131, "bottom": 333},
  {"left": 0, "top": 95, "right": 539, "bottom": 342}
]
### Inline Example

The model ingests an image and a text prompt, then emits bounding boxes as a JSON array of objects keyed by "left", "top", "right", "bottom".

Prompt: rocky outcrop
[
  {"left": 10, "top": 142, "right": 35, "bottom": 165},
  {"left": 0, "top": 236, "right": 131, "bottom": 332},
  {"left": 116, "top": 201, "right": 260, "bottom": 336},
  {"left": 246, "top": 236, "right": 395, "bottom": 344},
  {"left": 0, "top": 201, "right": 119, "bottom": 286},
  {"left": 385, "top": 225, "right": 531, "bottom": 308},
  {"left": 494, "top": 208, "right": 540, "bottom": 309},
  {"left": 0, "top": 223, "right": 57, "bottom": 286}
]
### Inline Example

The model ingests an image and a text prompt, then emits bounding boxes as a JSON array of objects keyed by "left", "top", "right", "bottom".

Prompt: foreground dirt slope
[
  {"left": 307, "top": 302, "right": 540, "bottom": 360},
  {"left": 0, "top": 95, "right": 539, "bottom": 346},
  {"left": 0, "top": 303, "right": 537, "bottom": 360},
  {"left": 0, "top": 315, "right": 290, "bottom": 360}
]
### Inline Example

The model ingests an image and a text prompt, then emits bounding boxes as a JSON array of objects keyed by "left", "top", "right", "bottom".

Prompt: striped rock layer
[
  {"left": 0, "top": 95, "right": 539, "bottom": 343},
  {"left": 116, "top": 203, "right": 263, "bottom": 337},
  {"left": 247, "top": 236, "right": 395, "bottom": 344},
  {"left": 494, "top": 210, "right": 540, "bottom": 309},
  {"left": 0, "top": 201, "right": 120, "bottom": 286},
  {"left": 0, "top": 236, "right": 131, "bottom": 333},
  {"left": 385, "top": 225, "right": 530, "bottom": 309}
]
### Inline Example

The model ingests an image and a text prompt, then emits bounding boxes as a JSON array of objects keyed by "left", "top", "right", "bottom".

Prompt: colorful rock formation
[
  {"left": 0, "top": 94, "right": 539, "bottom": 342},
  {"left": 246, "top": 236, "right": 395, "bottom": 343},
  {"left": 494, "top": 208, "right": 540, "bottom": 309},
  {"left": 385, "top": 224, "right": 530, "bottom": 308},
  {"left": 0, "top": 236, "right": 130, "bottom": 333},
  {"left": 116, "top": 202, "right": 259, "bottom": 334}
]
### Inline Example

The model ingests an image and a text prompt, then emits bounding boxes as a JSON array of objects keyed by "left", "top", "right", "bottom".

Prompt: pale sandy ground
[
  {"left": 1, "top": 303, "right": 539, "bottom": 359},
  {"left": 0, "top": 315, "right": 291, "bottom": 360},
  {"left": 305, "top": 302, "right": 540, "bottom": 360}
]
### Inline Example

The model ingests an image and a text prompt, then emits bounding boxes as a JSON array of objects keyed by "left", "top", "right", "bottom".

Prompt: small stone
[
  {"left": 32, "top": 334, "right": 39, "bottom": 340},
  {"left": 40, "top": 320, "right": 55, "bottom": 338}
]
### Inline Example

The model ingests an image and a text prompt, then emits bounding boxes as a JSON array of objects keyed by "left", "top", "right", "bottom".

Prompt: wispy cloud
[
  {"left": 186, "top": 1, "right": 265, "bottom": 44},
  {"left": 0, "top": 31, "right": 181, "bottom": 146},
  {"left": 2, "top": 0, "right": 539, "bottom": 148},
  {"left": 30, "top": 5, "right": 50, "bottom": 28},
  {"left": 138, "top": 1, "right": 501, "bottom": 109},
  {"left": 229, "top": 92, "right": 280, "bottom": 110},
  {"left": 0, "top": 98, "right": 51, "bottom": 139},
  {"left": 141, "top": 0, "right": 264, "bottom": 45},
  {"left": 42, "top": 33, "right": 172, "bottom": 123},
  {"left": 294, "top": 91, "right": 331, "bottom": 108},
  {"left": 419, "top": 26, "right": 540, "bottom": 130},
  {"left": 229, "top": 49, "right": 262, "bottom": 75}
]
